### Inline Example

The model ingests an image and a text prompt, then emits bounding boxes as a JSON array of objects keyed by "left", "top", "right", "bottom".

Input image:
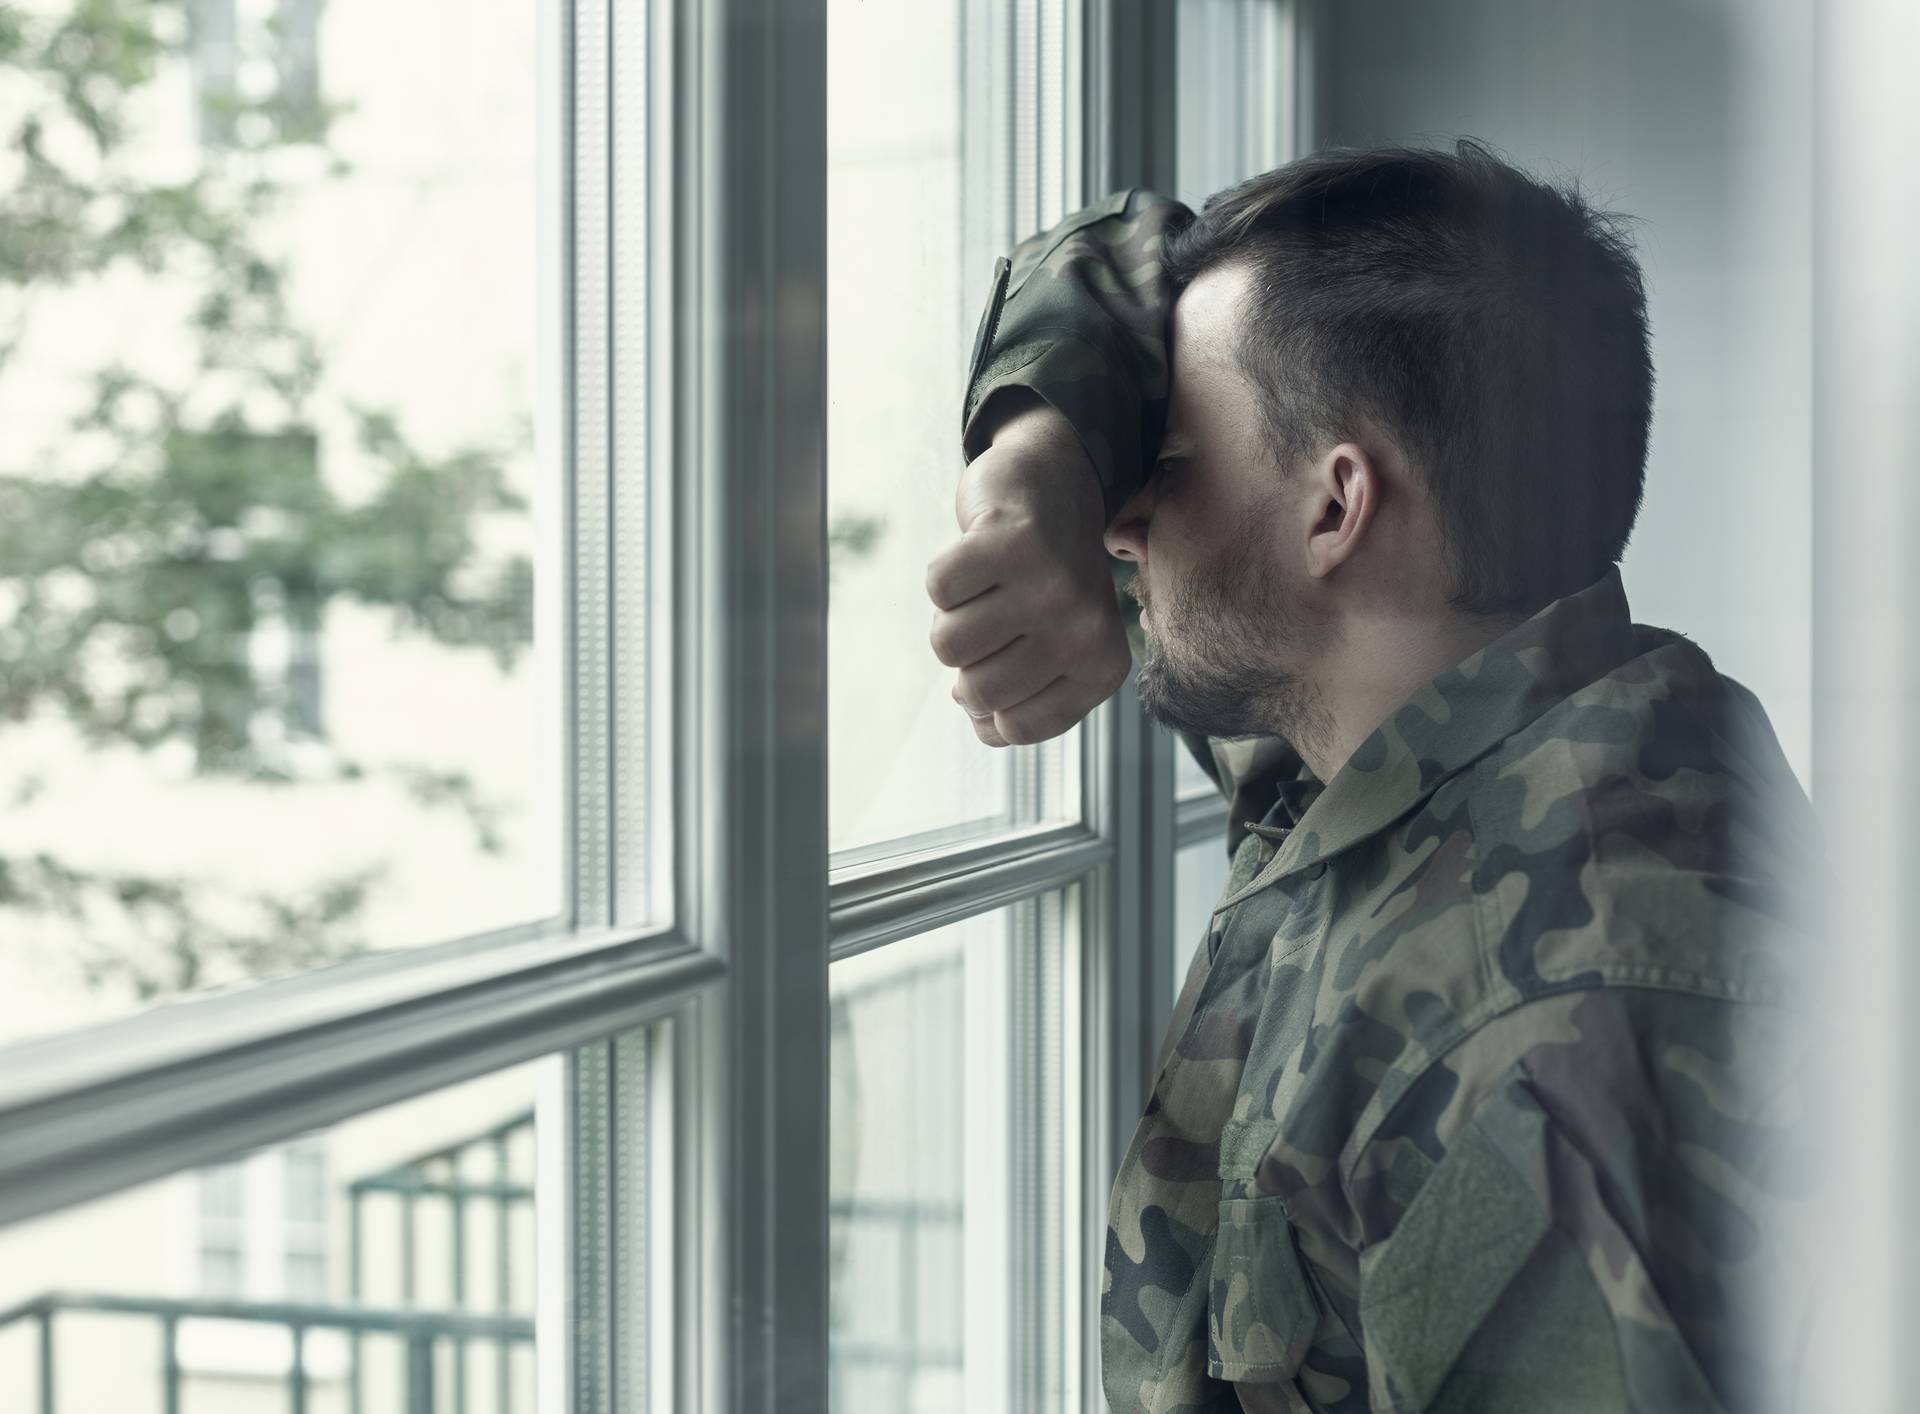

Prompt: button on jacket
[{"left": 961, "top": 189, "right": 1831, "bottom": 1414}]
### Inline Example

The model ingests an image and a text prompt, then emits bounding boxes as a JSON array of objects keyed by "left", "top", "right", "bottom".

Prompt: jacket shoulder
[{"left": 1456, "top": 635, "right": 1822, "bottom": 1009}]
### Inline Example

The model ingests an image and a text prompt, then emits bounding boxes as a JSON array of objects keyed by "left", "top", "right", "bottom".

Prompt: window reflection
[{"left": 829, "top": 893, "right": 1078, "bottom": 1412}]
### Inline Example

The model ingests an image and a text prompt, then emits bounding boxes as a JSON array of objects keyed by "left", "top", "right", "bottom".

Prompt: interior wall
[{"left": 1311, "top": 0, "right": 1814, "bottom": 788}]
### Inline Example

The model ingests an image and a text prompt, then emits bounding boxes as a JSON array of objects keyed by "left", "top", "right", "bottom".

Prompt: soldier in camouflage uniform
[{"left": 938, "top": 144, "right": 1830, "bottom": 1412}]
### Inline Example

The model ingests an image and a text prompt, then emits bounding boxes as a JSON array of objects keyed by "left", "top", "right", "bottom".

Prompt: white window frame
[{"left": 0, "top": 3, "right": 1310, "bottom": 1412}]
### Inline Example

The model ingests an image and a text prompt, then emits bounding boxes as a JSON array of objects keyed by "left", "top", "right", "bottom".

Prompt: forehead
[{"left": 1166, "top": 263, "right": 1258, "bottom": 442}]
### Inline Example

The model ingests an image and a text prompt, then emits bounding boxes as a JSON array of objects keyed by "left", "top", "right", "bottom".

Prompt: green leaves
[
  {"left": 0, "top": 2, "right": 530, "bottom": 1006},
  {"left": 0, "top": 404, "right": 532, "bottom": 773}
]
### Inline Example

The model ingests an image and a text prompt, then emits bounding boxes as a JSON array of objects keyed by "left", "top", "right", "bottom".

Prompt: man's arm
[{"left": 957, "top": 188, "right": 1261, "bottom": 813}]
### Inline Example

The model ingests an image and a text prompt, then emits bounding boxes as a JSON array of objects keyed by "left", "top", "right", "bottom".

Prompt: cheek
[
  {"left": 1206, "top": 499, "right": 1285, "bottom": 606},
  {"left": 1153, "top": 494, "right": 1221, "bottom": 563}
]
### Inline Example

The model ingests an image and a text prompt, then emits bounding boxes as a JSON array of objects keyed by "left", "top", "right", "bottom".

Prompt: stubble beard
[{"left": 1130, "top": 519, "right": 1334, "bottom": 759}]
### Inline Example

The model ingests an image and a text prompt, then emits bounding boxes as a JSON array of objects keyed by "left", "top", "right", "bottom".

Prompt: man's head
[{"left": 1105, "top": 139, "right": 1654, "bottom": 754}]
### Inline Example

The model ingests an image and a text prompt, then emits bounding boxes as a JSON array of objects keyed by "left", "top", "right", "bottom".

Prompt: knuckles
[
  {"left": 923, "top": 560, "right": 958, "bottom": 610},
  {"left": 927, "top": 616, "right": 963, "bottom": 667}
]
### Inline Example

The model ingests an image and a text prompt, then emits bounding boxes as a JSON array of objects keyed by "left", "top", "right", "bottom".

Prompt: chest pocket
[{"left": 1207, "top": 1192, "right": 1322, "bottom": 1385}]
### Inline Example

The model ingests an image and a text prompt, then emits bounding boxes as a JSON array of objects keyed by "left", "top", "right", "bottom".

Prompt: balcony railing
[
  {"left": 0, "top": 1290, "right": 532, "bottom": 1414},
  {"left": 8, "top": 1019, "right": 969, "bottom": 1413},
  {"left": 348, "top": 1110, "right": 536, "bottom": 1414}
]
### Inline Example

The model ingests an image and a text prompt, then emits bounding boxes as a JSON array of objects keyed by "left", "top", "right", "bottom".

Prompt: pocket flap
[
  {"left": 1358, "top": 1076, "right": 1553, "bottom": 1410},
  {"left": 1207, "top": 1195, "right": 1321, "bottom": 1383}
]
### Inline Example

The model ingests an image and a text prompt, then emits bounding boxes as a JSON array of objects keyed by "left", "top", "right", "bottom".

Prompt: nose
[{"left": 1102, "top": 479, "right": 1155, "bottom": 563}]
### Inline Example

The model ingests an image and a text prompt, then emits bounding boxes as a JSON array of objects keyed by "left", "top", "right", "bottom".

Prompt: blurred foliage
[
  {"left": 0, "top": 849, "right": 382, "bottom": 1001},
  {"left": 827, "top": 509, "right": 886, "bottom": 597},
  {"left": 0, "top": 0, "right": 533, "bottom": 1003}
]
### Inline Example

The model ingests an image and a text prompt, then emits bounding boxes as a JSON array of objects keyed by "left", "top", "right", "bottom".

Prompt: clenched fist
[{"left": 926, "top": 390, "right": 1133, "bottom": 747}]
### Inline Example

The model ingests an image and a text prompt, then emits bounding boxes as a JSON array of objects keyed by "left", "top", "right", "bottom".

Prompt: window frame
[{"left": 0, "top": 2, "right": 1313, "bottom": 1412}]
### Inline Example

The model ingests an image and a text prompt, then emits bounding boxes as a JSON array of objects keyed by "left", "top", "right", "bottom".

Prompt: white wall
[{"left": 1311, "top": 0, "right": 1814, "bottom": 789}]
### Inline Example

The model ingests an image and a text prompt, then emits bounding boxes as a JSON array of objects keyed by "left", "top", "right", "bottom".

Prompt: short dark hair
[{"left": 1160, "top": 138, "right": 1654, "bottom": 616}]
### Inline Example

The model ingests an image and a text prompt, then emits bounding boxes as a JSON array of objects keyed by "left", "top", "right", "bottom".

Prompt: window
[
  {"left": 824, "top": 2, "right": 1102, "bottom": 1408},
  {"left": 0, "top": 0, "right": 561, "bottom": 1050},
  {"left": 825, "top": 0, "right": 1082, "bottom": 859},
  {"left": 283, "top": 1144, "right": 329, "bottom": 1303},
  {"left": 1173, "top": 837, "right": 1230, "bottom": 1005},
  {"left": 197, "top": 1162, "right": 250, "bottom": 1298},
  {"left": 188, "top": 0, "right": 327, "bottom": 149},
  {"left": 0, "top": 3, "right": 1241, "bottom": 1413},
  {"left": 191, "top": 1140, "right": 332, "bottom": 1310},
  {"left": 1174, "top": 0, "right": 1307, "bottom": 211},
  {"left": 829, "top": 893, "right": 1080, "bottom": 1411},
  {"left": 0, "top": 0, "right": 681, "bottom": 1405}
]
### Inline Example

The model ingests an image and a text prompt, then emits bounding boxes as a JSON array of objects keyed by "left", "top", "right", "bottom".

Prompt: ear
[{"left": 1302, "top": 441, "right": 1380, "bottom": 579}]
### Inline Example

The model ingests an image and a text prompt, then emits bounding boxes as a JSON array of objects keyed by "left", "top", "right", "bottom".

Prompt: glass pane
[
  {"left": 0, "top": 1, "right": 563, "bottom": 1047},
  {"left": 826, "top": 0, "right": 1079, "bottom": 857},
  {"left": 1174, "top": 837, "right": 1231, "bottom": 1004},
  {"left": 199, "top": 1249, "right": 245, "bottom": 1300},
  {"left": 1175, "top": 738, "right": 1218, "bottom": 799},
  {"left": 830, "top": 891, "right": 1080, "bottom": 1412},
  {"left": 0, "top": 1056, "right": 553, "bottom": 1414},
  {"left": 200, "top": 1165, "right": 247, "bottom": 1221},
  {"left": 285, "top": 1147, "right": 328, "bottom": 1224},
  {"left": 1175, "top": 0, "right": 1298, "bottom": 213},
  {"left": 286, "top": 1252, "right": 328, "bottom": 1304}
]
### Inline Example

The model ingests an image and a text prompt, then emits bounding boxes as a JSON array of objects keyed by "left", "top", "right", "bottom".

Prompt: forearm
[{"left": 959, "top": 385, "right": 1108, "bottom": 544}]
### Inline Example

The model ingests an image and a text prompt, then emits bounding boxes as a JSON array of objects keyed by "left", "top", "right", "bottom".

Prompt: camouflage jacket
[{"left": 960, "top": 189, "right": 1831, "bottom": 1413}]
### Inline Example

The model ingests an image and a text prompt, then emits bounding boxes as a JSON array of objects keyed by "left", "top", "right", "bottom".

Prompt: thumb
[{"left": 953, "top": 454, "right": 1014, "bottom": 535}]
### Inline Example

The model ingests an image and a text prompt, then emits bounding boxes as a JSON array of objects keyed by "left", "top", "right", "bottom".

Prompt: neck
[{"left": 1294, "top": 603, "right": 1526, "bottom": 784}]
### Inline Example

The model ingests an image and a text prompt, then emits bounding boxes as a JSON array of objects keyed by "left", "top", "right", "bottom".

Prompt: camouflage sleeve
[
  {"left": 959, "top": 186, "right": 1194, "bottom": 527},
  {"left": 1351, "top": 987, "right": 1824, "bottom": 1414}
]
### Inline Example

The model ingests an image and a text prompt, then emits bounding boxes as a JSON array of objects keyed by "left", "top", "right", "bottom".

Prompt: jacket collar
[{"left": 1221, "top": 565, "right": 1641, "bottom": 906}]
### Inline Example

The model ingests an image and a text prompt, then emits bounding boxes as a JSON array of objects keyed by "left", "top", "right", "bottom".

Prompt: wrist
[
  {"left": 965, "top": 441, "right": 1104, "bottom": 541},
  {"left": 973, "top": 393, "right": 1104, "bottom": 531}
]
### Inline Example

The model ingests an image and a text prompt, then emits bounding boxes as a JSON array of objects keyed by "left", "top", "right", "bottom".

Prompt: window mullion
[
  {"left": 1079, "top": 5, "right": 1178, "bottom": 1411},
  {"left": 684, "top": 3, "right": 831, "bottom": 1414}
]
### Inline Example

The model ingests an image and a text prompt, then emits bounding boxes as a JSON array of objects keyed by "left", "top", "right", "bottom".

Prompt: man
[{"left": 927, "top": 141, "right": 1829, "bottom": 1413}]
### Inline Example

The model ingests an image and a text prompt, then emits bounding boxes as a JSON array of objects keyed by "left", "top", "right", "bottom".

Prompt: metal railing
[
  {"left": 348, "top": 1111, "right": 536, "bottom": 1414},
  {"left": 0, "top": 1290, "right": 532, "bottom": 1414},
  {"left": 0, "top": 1108, "right": 540, "bottom": 1414}
]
